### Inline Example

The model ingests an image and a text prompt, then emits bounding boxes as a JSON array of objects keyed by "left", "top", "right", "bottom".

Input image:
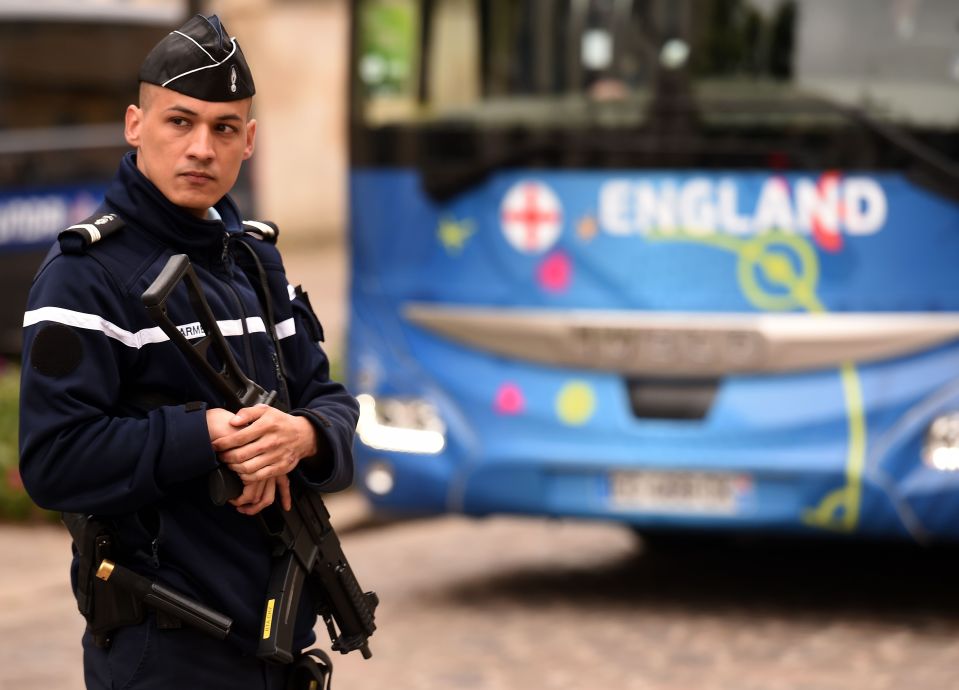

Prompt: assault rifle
[{"left": 142, "top": 254, "right": 378, "bottom": 662}]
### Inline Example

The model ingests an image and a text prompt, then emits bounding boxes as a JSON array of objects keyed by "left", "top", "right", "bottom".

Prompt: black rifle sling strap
[{"left": 233, "top": 238, "right": 292, "bottom": 408}]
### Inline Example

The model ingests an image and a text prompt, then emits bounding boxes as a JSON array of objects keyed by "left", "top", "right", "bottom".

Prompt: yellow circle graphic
[{"left": 556, "top": 381, "right": 597, "bottom": 426}]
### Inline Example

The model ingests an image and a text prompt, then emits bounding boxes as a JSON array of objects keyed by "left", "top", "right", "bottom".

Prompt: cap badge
[{"left": 230, "top": 65, "right": 238, "bottom": 93}]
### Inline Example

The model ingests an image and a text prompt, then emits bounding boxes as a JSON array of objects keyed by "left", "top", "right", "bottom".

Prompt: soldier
[{"left": 18, "top": 14, "right": 358, "bottom": 689}]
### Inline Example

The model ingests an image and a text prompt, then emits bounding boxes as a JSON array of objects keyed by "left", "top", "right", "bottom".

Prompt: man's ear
[
  {"left": 124, "top": 105, "right": 143, "bottom": 148},
  {"left": 243, "top": 119, "right": 257, "bottom": 161}
]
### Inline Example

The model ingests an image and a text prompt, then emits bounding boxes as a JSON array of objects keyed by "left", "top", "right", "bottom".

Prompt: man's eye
[
  {"left": 217, "top": 124, "right": 238, "bottom": 134},
  {"left": 170, "top": 117, "right": 188, "bottom": 127}
]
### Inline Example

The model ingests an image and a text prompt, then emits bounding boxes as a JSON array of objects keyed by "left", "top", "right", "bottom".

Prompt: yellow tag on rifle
[{"left": 262, "top": 598, "right": 276, "bottom": 640}]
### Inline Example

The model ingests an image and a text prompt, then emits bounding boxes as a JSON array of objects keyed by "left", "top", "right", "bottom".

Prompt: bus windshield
[{"left": 355, "top": 0, "right": 959, "bottom": 130}]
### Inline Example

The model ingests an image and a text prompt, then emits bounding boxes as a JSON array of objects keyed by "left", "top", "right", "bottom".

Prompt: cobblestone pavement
[{"left": 3, "top": 492, "right": 959, "bottom": 690}]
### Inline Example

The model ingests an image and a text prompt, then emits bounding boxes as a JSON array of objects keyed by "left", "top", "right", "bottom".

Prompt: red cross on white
[{"left": 500, "top": 181, "right": 563, "bottom": 254}]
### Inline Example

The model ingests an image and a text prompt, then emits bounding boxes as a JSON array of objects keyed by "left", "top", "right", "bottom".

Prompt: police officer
[{"left": 18, "top": 14, "right": 358, "bottom": 689}]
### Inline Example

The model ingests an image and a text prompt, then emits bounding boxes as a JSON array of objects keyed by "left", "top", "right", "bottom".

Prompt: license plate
[{"left": 608, "top": 470, "right": 751, "bottom": 514}]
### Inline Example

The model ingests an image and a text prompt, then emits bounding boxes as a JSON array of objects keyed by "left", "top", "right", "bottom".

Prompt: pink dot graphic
[
  {"left": 494, "top": 382, "right": 525, "bottom": 415},
  {"left": 537, "top": 251, "right": 572, "bottom": 292}
]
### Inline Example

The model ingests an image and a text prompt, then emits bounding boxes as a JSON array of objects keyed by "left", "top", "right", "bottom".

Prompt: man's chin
[{"left": 168, "top": 190, "right": 222, "bottom": 217}]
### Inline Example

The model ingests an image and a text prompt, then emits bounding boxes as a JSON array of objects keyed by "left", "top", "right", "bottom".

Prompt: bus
[
  {"left": 347, "top": 0, "right": 959, "bottom": 543},
  {"left": 0, "top": 2, "right": 256, "bottom": 354}
]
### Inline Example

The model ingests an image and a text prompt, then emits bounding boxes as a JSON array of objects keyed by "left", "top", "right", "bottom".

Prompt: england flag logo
[{"left": 500, "top": 181, "right": 563, "bottom": 254}]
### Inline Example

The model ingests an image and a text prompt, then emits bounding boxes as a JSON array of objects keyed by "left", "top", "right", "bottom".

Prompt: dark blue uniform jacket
[{"left": 19, "top": 152, "right": 358, "bottom": 655}]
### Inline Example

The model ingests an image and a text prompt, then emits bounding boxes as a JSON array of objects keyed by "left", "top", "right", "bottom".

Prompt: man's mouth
[{"left": 180, "top": 171, "right": 215, "bottom": 182}]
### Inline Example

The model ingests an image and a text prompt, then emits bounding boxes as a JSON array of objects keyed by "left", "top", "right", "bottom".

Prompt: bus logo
[
  {"left": 598, "top": 174, "right": 888, "bottom": 251},
  {"left": 500, "top": 181, "right": 563, "bottom": 254}
]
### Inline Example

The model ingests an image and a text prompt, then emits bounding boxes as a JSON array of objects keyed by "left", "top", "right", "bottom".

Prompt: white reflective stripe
[
  {"left": 244, "top": 220, "right": 275, "bottom": 237},
  {"left": 65, "top": 224, "right": 101, "bottom": 242},
  {"left": 23, "top": 307, "right": 276, "bottom": 349},
  {"left": 211, "top": 318, "right": 265, "bottom": 337},
  {"left": 217, "top": 319, "right": 243, "bottom": 337},
  {"left": 275, "top": 318, "right": 296, "bottom": 340},
  {"left": 23, "top": 307, "right": 166, "bottom": 349},
  {"left": 287, "top": 284, "right": 296, "bottom": 301}
]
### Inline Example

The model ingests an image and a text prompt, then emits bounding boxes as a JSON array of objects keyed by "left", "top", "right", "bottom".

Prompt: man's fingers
[
  {"left": 277, "top": 475, "right": 292, "bottom": 511},
  {"left": 234, "top": 451, "right": 299, "bottom": 482},
  {"left": 236, "top": 478, "right": 277, "bottom": 516},
  {"left": 230, "top": 403, "right": 271, "bottom": 428}
]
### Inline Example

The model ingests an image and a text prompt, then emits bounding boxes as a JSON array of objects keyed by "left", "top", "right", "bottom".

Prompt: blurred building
[{"left": 210, "top": 0, "right": 349, "bottom": 245}]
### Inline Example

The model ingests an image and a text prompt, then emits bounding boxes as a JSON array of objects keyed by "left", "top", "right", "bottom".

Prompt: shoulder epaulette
[
  {"left": 242, "top": 220, "right": 279, "bottom": 245},
  {"left": 58, "top": 211, "right": 125, "bottom": 254}
]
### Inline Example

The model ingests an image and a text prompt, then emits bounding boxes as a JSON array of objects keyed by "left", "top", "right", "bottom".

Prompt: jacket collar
[{"left": 104, "top": 152, "right": 244, "bottom": 264}]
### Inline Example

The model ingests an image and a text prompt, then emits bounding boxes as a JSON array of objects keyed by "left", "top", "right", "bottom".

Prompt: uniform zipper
[
  {"left": 218, "top": 232, "right": 259, "bottom": 379},
  {"left": 150, "top": 537, "right": 160, "bottom": 568}
]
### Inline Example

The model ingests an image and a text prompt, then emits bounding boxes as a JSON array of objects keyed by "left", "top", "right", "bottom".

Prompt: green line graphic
[{"left": 648, "top": 230, "right": 864, "bottom": 532}]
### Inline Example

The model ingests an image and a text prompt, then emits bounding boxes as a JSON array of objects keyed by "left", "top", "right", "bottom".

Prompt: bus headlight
[
  {"left": 356, "top": 394, "right": 446, "bottom": 455},
  {"left": 364, "top": 460, "right": 395, "bottom": 496},
  {"left": 923, "top": 412, "right": 959, "bottom": 471}
]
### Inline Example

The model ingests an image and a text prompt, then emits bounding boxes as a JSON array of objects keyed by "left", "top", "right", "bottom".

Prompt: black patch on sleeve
[{"left": 30, "top": 324, "right": 83, "bottom": 378}]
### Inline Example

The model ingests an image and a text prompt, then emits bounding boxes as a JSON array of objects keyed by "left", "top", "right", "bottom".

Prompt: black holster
[
  {"left": 62, "top": 512, "right": 145, "bottom": 648},
  {"left": 287, "top": 648, "right": 333, "bottom": 690}
]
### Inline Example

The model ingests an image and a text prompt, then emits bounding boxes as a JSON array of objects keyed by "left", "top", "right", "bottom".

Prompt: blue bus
[{"left": 347, "top": 0, "right": 959, "bottom": 542}]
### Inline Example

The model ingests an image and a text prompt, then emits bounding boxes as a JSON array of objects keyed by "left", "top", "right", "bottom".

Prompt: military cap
[{"left": 138, "top": 14, "right": 255, "bottom": 102}]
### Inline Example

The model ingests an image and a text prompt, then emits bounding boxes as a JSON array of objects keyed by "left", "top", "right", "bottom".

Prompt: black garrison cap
[{"left": 138, "top": 14, "right": 255, "bottom": 102}]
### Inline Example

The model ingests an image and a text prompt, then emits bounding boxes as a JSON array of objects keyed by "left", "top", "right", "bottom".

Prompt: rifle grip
[{"left": 208, "top": 467, "right": 244, "bottom": 506}]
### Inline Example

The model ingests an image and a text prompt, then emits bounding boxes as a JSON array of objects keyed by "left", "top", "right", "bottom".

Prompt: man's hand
[
  {"left": 206, "top": 407, "right": 237, "bottom": 442},
  {"left": 210, "top": 404, "right": 318, "bottom": 483},
  {"left": 229, "top": 474, "right": 292, "bottom": 515}
]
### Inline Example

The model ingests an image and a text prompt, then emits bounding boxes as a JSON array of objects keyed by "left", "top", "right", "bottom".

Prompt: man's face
[{"left": 124, "top": 84, "right": 256, "bottom": 217}]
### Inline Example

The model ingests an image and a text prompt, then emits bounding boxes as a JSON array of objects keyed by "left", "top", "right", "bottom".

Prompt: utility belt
[{"left": 62, "top": 512, "right": 332, "bottom": 689}]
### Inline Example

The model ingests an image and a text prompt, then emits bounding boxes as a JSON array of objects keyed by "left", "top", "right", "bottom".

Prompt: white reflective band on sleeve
[
  {"left": 275, "top": 318, "right": 296, "bottom": 340},
  {"left": 23, "top": 307, "right": 166, "bottom": 349},
  {"left": 23, "top": 307, "right": 279, "bottom": 349}
]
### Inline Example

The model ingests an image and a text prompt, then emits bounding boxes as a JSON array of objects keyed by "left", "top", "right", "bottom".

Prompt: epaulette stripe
[
  {"left": 65, "top": 224, "right": 102, "bottom": 243},
  {"left": 243, "top": 220, "right": 276, "bottom": 237},
  {"left": 58, "top": 211, "right": 124, "bottom": 254}
]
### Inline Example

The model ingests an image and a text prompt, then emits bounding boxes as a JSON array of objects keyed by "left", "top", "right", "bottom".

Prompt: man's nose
[{"left": 186, "top": 127, "right": 215, "bottom": 161}]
